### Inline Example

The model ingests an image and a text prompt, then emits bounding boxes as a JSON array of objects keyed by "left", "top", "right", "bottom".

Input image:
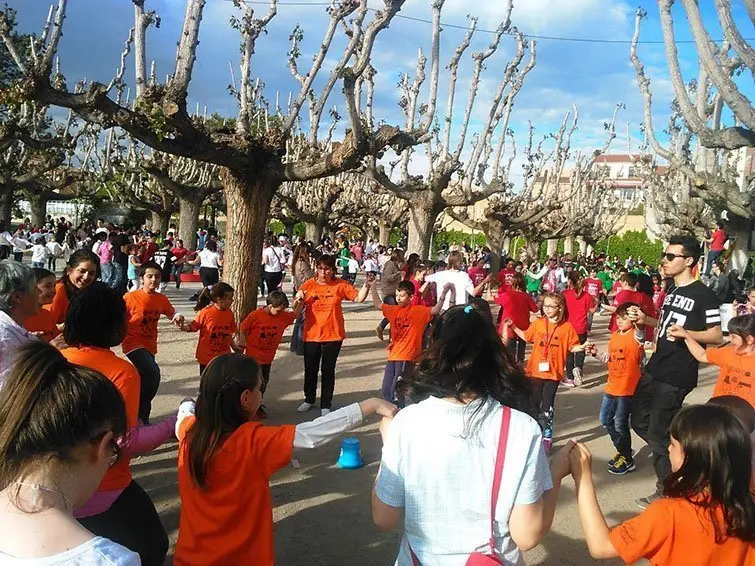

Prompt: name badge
[{"left": 538, "top": 361, "right": 550, "bottom": 372}]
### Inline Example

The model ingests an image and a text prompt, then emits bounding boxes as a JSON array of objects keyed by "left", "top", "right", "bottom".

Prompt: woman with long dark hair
[
  {"left": 45, "top": 249, "right": 100, "bottom": 325},
  {"left": 373, "top": 305, "right": 572, "bottom": 564}
]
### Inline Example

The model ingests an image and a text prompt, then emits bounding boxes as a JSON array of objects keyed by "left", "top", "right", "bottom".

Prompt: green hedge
[{"left": 593, "top": 230, "right": 663, "bottom": 264}]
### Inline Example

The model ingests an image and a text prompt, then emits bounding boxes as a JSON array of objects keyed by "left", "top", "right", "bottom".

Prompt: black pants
[
  {"left": 260, "top": 271, "right": 283, "bottom": 297},
  {"left": 260, "top": 363, "right": 271, "bottom": 396},
  {"left": 303, "top": 341, "right": 343, "bottom": 409},
  {"left": 631, "top": 371, "right": 692, "bottom": 491},
  {"left": 530, "top": 377, "right": 559, "bottom": 434},
  {"left": 199, "top": 266, "right": 219, "bottom": 288},
  {"left": 566, "top": 333, "right": 588, "bottom": 377},
  {"left": 78, "top": 481, "right": 168, "bottom": 566},
  {"left": 0, "top": 245, "right": 9, "bottom": 260},
  {"left": 12, "top": 251, "right": 23, "bottom": 262},
  {"left": 47, "top": 256, "right": 57, "bottom": 271},
  {"left": 506, "top": 338, "right": 527, "bottom": 364},
  {"left": 378, "top": 294, "right": 398, "bottom": 330},
  {"left": 126, "top": 348, "right": 161, "bottom": 424}
]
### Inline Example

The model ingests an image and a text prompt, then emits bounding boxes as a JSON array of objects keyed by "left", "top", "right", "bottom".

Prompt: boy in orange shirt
[
  {"left": 23, "top": 268, "right": 61, "bottom": 344},
  {"left": 371, "top": 280, "right": 452, "bottom": 403},
  {"left": 181, "top": 282, "right": 240, "bottom": 375},
  {"left": 503, "top": 292, "right": 584, "bottom": 453},
  {"left": 668, "top": 313, "right": 755, "bottom": 408},
  {"left": 123, "top": 261, "right": 185, "bottom": 423},
  {"left": 586, "top": 302, "right": 645, "bottom": 475},
  {"left": 239, "top": 290, "right": 303, "bottom": 418}
]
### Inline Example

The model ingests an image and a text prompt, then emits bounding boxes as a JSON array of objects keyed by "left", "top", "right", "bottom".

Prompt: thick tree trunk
[
  {"left": 727, "top": 216, "right": 751, "bottom": 274},
  {"left": 577, "top": 236, "right": 588, "bottom": 255},
  {"left": 304, "top": 214, "right": 326, "bottom": 243},
  {"left": 563, "top": 235, "right": 574, "bottom": 255},
  {"left": 0, "top": 189, "right": 12, "bottom": 227},
  {"left": 178, "top": 197, "right": 202, "bottom": 251},
  {"left": 407, "top": 193, "right": 444, "bottom": 259},
  {"left": 485, "top": 227, "right": 505, "bottom": 274},
  {"left": 150, "top": 210, "right": 171, "bottom": 237},
  {"left": 546, "top": 239, "right": 559, "bottom": 257},
  {"left": 525, "top": 240, "right": 540, "bottom": 261},
  {"left": 219, "top": 168, "right": 276, "bottom": 323},
  {"left": 28, "top": 193, "right": 49, "bottom": 229},
  {"left": 378, "top": 221, "right": 390, "bottom": 247}
]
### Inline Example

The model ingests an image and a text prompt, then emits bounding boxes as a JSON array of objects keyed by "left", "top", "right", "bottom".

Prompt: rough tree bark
[
  {"left": 406, "top": 192, "right": 445, "bottom": 258},
  {"left": 378, "top": 220, "right": 391, "bottom": 247},
  {"left": 150, "top": 210, "right": 171, "bottom": 236},
  {"left": 0, "top": 190, "right": 13, "bottom": 226},
  {"left": 178, "top": 197, "right": 202, "bottom": 250},
  {"left": 219, "top": 168, "right": 276, "bottom": 322},
  {"left": 27, "top": 192, "right": 49, "bottom": 228}
]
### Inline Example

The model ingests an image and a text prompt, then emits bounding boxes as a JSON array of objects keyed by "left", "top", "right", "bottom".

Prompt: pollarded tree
[
  {"left": 4, "top": 0, "right": 425, "bottom": 320},
  {"left": 632, "top": 3, "right": 754, "bottom": 270},
  {"left": 364, "top": 0, "right": 536, "bottom": 257},
  {"left": 276, "top": 175, "right": 346, "bottom": 243}
]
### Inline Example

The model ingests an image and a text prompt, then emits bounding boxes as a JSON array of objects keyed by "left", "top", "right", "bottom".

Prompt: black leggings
[
  {"left": 530, "top": 377, "right": 559, "bottom": 433},
  {"left": 78, "top": 480, "right": 168, "bottom": 566},
  {"left": 260, "top": 271, "right": 283, "bottom": 297},
  {"left": 303, "top": 341, "right": 343, "bottom": 409},
  {"left": 566, "top": 333, "right": 588, "bottom": 376}
]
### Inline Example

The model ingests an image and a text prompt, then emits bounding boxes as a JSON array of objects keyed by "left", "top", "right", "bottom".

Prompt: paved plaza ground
[{"left": 137, "top": 281, "right": 718, "bottom": 566}]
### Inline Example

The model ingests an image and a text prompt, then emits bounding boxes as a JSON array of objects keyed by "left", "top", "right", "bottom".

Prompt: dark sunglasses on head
[{"left": 663, "top": 252, "right": 691, "bottom": 262}]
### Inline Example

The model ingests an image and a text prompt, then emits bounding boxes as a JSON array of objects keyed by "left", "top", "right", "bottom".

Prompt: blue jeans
[
  {"left": 381, "top": 360, "right": 407, "bottom": 403},
  {"left": 705, "top": 249, "right": 723, "bottom": 276},
  {"left": 599, "top": 393, "right": 633, "bottom": 459},
  {"left": 112, "top": 262, "right": 126, "bottom": 292},
  {"left": 100, "top": 262, "right": 114, "bottom": 287}
]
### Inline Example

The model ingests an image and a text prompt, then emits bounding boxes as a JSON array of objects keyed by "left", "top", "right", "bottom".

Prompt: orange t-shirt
[
  {"left": 709, "top": 345, "right": 755, "bottom": 407},
  {"left": 175, "top": 417, "right": 296, "bottom": 566},
  {"left": 189, "top": 305, "right": 237, "bottom": 366},
  {"left": 605, "top": 329, "right": 643, "bottom": 397},
  {"left": 62, "top": 346, "right": 139, "bottom": 491},
  {"left": 300, "top": 278, "right": 358, "bottom": 342},
  {"left": 122, "top": 289, "right": 175, "bottom": 355},
  {"left": 23, "top": 308, "right": 60, "bottom": 343},
  {"left": 523, "top": 318, "right": 580, "bottom": 381},
  {"left": 609, "top": 497, "right": 754, "bottom": 565},
  {"left": 381, "top": 304, "right": 433, "bottom": 362},
  {"left": 43, "top": 281, "right": 69, "bottom": 325},
  {"left": 240, "top": 308, "right": 297, "bottom": 365}
]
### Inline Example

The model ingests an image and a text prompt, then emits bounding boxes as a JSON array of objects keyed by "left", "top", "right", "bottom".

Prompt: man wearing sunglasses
[{"left": 628, "top": 235, "right": 722, "bottom": 509}]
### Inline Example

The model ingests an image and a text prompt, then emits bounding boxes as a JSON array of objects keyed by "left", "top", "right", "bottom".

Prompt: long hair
[
  {"left": 0, "top": 341, "right": 127, "bottom": 489},
  {"left": 186, "top": 354, "right": 261, "bottom": 489},
  {"left": 291, "top": 243, "right": 311, "bottom": 278},
  {"left": 405, "top": 253, "right": 420, "bottom": 276},
  {"left": 397, "top": 305, "right": 533, "bottom": 419},
  {"left": 61, "top": 250, "right": 100, "bottom": 300},
  {"left": 567, "top": 270, "right": 584, "bottom": 295},
  {"left": 195, "top": 281, "right": 234, "bottom": 312},
  {"left": 664, "top": 404, "right": 755, "bottom": 542}
]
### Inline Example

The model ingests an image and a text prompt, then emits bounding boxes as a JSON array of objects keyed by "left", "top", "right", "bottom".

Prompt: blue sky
[{"left": 9, "top": 0, "right": 754, "bottom": 182}]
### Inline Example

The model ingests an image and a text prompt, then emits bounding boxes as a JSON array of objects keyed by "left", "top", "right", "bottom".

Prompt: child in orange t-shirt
[
  {"left": 23, "top": 268, "right": 61, "bottom": 344},
  {"left": 370, "top": 279, "right": 451, "bottom": 404},
  {"left": 174, "top": 354, "right": 397, "bottom": 566},
  {"left": 181, "top": 282, "right": 239, "bottom": 375},
  {"left": 503, "top": 292, "right": 583, "bottom": 453},
  {"left": 586, "top": 302, "right": 644, "bottom": 476},
  {"left": 669, "top": 313, "right": 755, "bottom": 408},
  {"left": 567, "top": 404, "right": 755, "bottom": 566},
  {"left": 123, "top": 261, "right": 185, "bottom": 424},
  {"left": 239, "top": 290, "right": 303, "bottom": 418}
]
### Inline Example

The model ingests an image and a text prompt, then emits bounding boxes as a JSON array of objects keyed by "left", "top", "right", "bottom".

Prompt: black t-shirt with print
[
  {"left": 646, "top": 280, "right": 721, "bottom": 389},
  {"left": 153, "top": 249, "right": 175, "bottom": 280}
]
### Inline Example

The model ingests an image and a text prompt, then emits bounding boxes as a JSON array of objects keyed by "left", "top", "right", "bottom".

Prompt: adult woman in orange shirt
[
  {"left": 297, "top": 254, "right": 371, "bottom": 415},
  {"left": 44, "top": 250, "right": 99, "bottom": 325},
  {"left": 62, "top": 282, "right": 176, "bottom": 566}
]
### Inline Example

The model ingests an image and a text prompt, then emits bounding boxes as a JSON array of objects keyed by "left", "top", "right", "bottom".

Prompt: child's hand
[
  {"left": 627, "top": 306, "right": 646, "bottom": 325},
  {"left": 551, "top": 439, "right": 575, "bottom": 482},
  {"left": 667, "top": 324, "right": 688, "bottom": 340},
  {"left": 173, "top": 314, "right": 185, "bottom": 327},
  {"left": 295, "top": 290, "right": 305, "bottom": 302},
  {"left": 585, "top": 342, "right": 598, "bottom": 356},
  {"left": 49, "top": 333, "right": 68, "bottom": 350},
  {"left": 502, "top": 317, "right": 513, "bottom": 327},
  {"left": 568, "top": 442, "right": 592, "bottom": 482}
]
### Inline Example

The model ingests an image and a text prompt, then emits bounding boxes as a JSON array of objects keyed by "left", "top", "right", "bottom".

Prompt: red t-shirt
[
  {"left": 710, "top": 229, "right": 727, "bottom": 251},
  {"left": 409, "top": 278, "right": 434, "bottom": 307},
  {"left": 172, "top": 247, "right": 190, "bottom": 262},
  {"left": 497, "top": 268, "right": 516, "bottom": 290},
  {"left": 495, "top": 289, "right": 537, "bottom": 339},
  {"left": 610, "top": 289, "right": 657, "bottom": 341},
  {"left": 563, "top": 289, "right": 595, "bottom": 335},
  {"left": 240, "top": 308, "right": 297, "bottom": 365},
  {"left": 584, "top": 277, "right": 603, "bottom": 299},
  {"left": 467, "top": 266, "right": 486, "bottom": 296},
  {"left": 653, "top": 287, "right": 666, "bottom": 311}
]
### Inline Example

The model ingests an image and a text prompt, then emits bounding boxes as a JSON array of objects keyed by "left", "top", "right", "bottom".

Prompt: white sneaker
[
  {"left": 572, "top": 367, "right": 583, "bottom": 387},
  {"left": 297, "top": 402, "right": 313, "bottom": 413},
  {"left": 321, "top": 408, "right": 331, "bottom": 416}
]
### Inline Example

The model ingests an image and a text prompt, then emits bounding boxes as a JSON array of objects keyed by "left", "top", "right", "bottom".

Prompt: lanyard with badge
[{"left": 539, "top": 319, "right": 558, "bottom": 372}]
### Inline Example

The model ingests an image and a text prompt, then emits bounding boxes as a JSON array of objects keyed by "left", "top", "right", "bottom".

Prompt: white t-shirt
[
  {"left": 262, "top": 246, "right": 285, "bottom": 273},
  {"left": 45, "top": 241, "right": 63, "bottom": 257},
  {"left": 0, "top": 536, "right": 139, "bottom": 565},
  {"left": 375, "top": 397, "right": 552, "bottom": 566},
  {"left": 347, "top": 258, "right": 360, "bottom": 273},
  {"left": 31, "top": 244, "right": 48, "bottom": 263},
  {"left": 198, "top": 249, "right": 220, "bottom": 269},
  {"left": 363, "top": 258, "right": 378, "bottom": 273},
  {"left": 425, "top": 270, "right": 474, "bottom": 311}
]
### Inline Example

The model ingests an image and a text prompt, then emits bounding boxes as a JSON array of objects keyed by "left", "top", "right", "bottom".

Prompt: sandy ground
[{"left": 135, "top": 280, "right": 719, "bottom": 566}]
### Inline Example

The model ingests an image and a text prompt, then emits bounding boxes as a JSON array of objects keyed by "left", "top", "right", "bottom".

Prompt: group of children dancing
[{"left": 1, "top": 234, "right": 754, "bottom": 565}]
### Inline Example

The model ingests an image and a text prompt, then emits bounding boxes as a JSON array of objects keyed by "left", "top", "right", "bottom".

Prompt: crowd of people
[{"left": 0, "top": 215, "right": 754, "bottom": 565}]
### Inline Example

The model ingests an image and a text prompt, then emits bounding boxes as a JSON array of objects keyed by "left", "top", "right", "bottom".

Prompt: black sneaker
[
  {"left": 607, "top": 456, "right": 636, "bottom": 475},
  {"left": 635, "top": 491, "right": 662, "bottom": 509}
]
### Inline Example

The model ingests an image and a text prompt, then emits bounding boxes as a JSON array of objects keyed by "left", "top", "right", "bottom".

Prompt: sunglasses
[{"left": 663, "top": 252, "right": 691, "bottom": 262}]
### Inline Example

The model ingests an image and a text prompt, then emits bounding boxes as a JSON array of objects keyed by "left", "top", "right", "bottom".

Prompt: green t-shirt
[
  {"left": 597, "top": 270, "right": 613, "bottom": 293},
  {"left": 525, "top": 273, "right": 540, "bottom": 293}
]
